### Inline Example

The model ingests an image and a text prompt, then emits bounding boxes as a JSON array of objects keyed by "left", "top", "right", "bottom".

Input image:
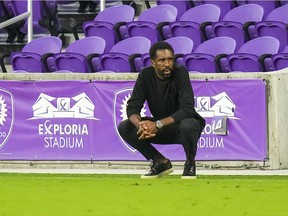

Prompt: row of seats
[
  {"left": 1, "top": 35, "right": 287, "bottom": 73},
  {"left": 1, "top": 1, "right": 287, "bottom": 49},
  {"left": 72, "top": 3, "right": 288, "bottom": 56},
  {"left": 155, "top": 0, "right": 288, "bottom": 20}
]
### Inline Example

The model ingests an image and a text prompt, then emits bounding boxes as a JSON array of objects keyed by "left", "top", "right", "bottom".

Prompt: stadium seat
[
  {"left": 53, "top": 36, "right": 106, "bottom": 73},
  {"left": 73, "top": 5, "right": 135, "bottom": 52},
  {"left": 7, "top": 0, "right": 61, "bottom": 43},
  {"left": 211, "top": 4, "right": 264, "bottom": 51},
  {"left": 156, "top": 0, "right": 193, "bottom": 20},
  {"left": 253, "top": 5, "right": 288, "bottom": 52},
  {"left": 224, "top": 36, "right": 280, "bottom": 72},
  {"left": 236, "top": 0, "right": 280, "bottom": 19},
  {"left": 0, "top": 0, "right": 26, "bottom": 43},
  {"left": 140, "top": 36, "right": 194, "bottom": 70},
  {"left": 201, "top": 0, "right": 236, "bottom": 20},
  {"left": 126, "top": 4, "right": 178, "bottom": 44},
  {"left": 99, "top": 36, "right": 151, "bottom": 72},
  {"left": 169, "top": 4, "right": 221, "bottom": 48},
  {"left": 268, "top": 45, "right": 288, "bottom": 71},
  {"left": 0, "top": 36, "right": 62, "bottom": 73},
  {"left": 183, "top": 36, "right": 236, "bottom": 73}
]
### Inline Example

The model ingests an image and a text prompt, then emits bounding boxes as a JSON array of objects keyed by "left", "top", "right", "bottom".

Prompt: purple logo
[
  {"left": 0, "top": 88, "right": 14, "bottom": 149},
  {"left": 113, "top": 88, "right": 151, "bottom": 153}
]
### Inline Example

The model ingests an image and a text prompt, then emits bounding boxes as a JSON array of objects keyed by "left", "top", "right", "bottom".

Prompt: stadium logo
[
  {"left": 0, "top": 89, "right": 14, "bottom": 149},
  {"left": 114, "top": 88, "right": 150, "bottom": 153},
  {"left": 195, "top": 92, "right": 238, "bottom": 119},
  {"left": 195, "top": 92, "right": 238, "bottom": 136},
  {"left": 31, "top": 93, "right": 98, "bottom": 120},
  {"left": 30, "top": 92, "right": 98, "bottom": 149}
]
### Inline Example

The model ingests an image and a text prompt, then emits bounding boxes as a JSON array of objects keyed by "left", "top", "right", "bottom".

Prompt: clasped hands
[{"left": 137, "top": 120, "right": 158, "bottom": 140}]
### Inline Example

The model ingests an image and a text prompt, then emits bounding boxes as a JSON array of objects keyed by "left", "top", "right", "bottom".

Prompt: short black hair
[{"left": 149, "top": 41, "right": 174, "bottom": 60}]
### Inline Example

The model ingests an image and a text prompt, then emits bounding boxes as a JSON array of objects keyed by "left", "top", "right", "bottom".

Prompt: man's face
[{"left": 151, "top": 49, "right": 174, "bottom": 79}]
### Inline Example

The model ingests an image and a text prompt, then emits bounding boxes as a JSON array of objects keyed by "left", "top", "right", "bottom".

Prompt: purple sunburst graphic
[
  {"left": 0, "top": 88, "right": 14, "bottom": 149},
  {"left": 113, "top": 88, "right": 151, "bottom": 154}
]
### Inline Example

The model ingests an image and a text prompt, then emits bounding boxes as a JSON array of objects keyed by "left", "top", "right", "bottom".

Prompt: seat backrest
[
  {"left": 194, "top": 36, "right": 236, "bottom": 56},
  {"left": 22, "top": 36, "right": 62, "bottom": 55},
  {"left": 226, "top": 36, "right": 280, "bottom": 72},
  {"left": 265, "top": 4, "right": 288, "bottom": 23},
  {"left": 255, "top": 21, "right": 287, "bottom": 51},
  {"left": 165, "top": 36, "right": 194, "bottom": 54},
  {"left": 100, "top": 37, "right": 151, "bottom": 72},
  {"left": 110, "top": 36, "right": 151, "bottom": 55},
  {"left": 94, "top": 5, "right": 135, "bottom": 24},
  {"left": 241, "top": 0, "right": 278, "bottom": 19},
  {"left": 238, "top": 36, "right": 280, "bottom": 56},
  {"left": 179, "top": 4, "right": 221, "bottom": 23},
  {"left": 212, "top": 3, "right": 264, "bottom": 51},
  {"left": 282, "top": 45, "right": 288, "bottom": 53},
  {"left": 137, "top": 4, "right": 178, "bottom": 23},
  {"left": 66, "top": 36, "right": 106, "bottom": 56},
  {"left": 164, "top": 36, "right": 194, "bottom": 65},
  {"left": 202, "top": 0, "right": 235, "bottom": 20},
  {"left": 223, "top": 4, "right": 264, "bottom": 23},
  {"left": 157, "top": 0, "right": 192, "bottom": 20}
]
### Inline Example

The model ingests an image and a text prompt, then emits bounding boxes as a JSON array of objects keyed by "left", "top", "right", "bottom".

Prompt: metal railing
[
  {"left": 0, "top": 0, "right": 106, "bottom": 43},
  {"left": 0, "top": 0, "right": 33, "bottom": 42}
]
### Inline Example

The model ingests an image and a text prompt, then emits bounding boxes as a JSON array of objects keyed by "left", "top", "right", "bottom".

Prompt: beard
[{"left": 156, "top": 67, "right": 173, "bottom": 79}]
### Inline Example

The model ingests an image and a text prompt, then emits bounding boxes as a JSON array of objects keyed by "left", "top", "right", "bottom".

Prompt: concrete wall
[{"left": 1, "top": 69, "right": 288, "bottom": 169}]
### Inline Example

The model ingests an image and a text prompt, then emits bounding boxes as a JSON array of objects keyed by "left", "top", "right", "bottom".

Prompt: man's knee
[
  {"left": 118, "top": 119, "right": 134, "bottom": 138},
  {"left": 180, "top": 118, "right": 202, "bottom": 133}
]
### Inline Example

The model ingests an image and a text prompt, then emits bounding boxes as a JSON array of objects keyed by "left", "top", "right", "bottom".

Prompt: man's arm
[
  {"left": 129, "top": 114, "right": 141, "bottom": 130},
  {"left": 158, "top": 116, "right": 175, "bottom": 127}
]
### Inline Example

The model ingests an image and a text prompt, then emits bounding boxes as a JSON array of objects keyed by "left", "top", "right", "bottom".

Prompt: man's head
[{"left": 149, "top": 41, "right": 174, "bottom": 79}]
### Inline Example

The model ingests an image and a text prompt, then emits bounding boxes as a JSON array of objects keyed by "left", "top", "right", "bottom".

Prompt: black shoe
[
  {"left": 141, "top": 159, "right": 173, "bottom": 179},
  {"left": 181, "top": 161, "right": 196, "bottom": 179}
]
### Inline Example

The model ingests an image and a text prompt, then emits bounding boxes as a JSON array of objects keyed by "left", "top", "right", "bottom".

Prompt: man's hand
[{"left": 137, "top": 120, "right": 158, "bottom": 140}]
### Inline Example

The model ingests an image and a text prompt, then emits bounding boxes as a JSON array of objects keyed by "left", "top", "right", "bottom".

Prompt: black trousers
[{"left": 118, "top": 117, "right": 204, "bottom": 162}]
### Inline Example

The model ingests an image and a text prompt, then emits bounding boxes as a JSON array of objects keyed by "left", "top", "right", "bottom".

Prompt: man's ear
[{"left": 151, "top": 59, "right": 155, "bottom": 67}]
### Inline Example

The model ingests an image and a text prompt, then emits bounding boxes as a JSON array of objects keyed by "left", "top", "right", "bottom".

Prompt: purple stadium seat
[
  {"left": 165, "top": 36, "right": 194, "bottom": 65},
  {"left": 211, "top": 4, "right": 264, "bottom": 51},
  {"left": 7, "top": 0, "right": 61, "bottom": 42},
  {"left": 99, "top": 36, "right": 151, "bottom": 72},
  {"left": 0, "top": 0, "right": 27, "bottom": 43},
  {"left": 183, "top": 36, "right": 236, "bottom": 73},
  {"left": 0, "top": 36, "right": 62, "bottom": 73},
  {"left": 224, "top": 36, "right": 280, "bottom": 72},
  {"left": 254, "top": 5, "right": 288, "bottom": 52},
  {"left": 169, "top": 4, "right": 221, "bottom": 48},
  {"left": 126, "top": 4, "right": 178, "bottom": 44},
  {"left": 236, "top": 0, "right": 279, "bottom": 19},
  {"left": 74, "top": 5, "right": 135, "bottom": 52},
  {"left": 202, "top": 0, "right": 236, "bottom": 20},
  {"left": 140, "top": 36, "right": 194, "bottom": 70},
  {"left": 156, "top": 0, "right": 193, "bottom": 20},
  {"left": 268, "top": 46, "right": 288, "bottom": 71},
  {"left": 54, "top": 36, "right": 106, "bottom": 73}
]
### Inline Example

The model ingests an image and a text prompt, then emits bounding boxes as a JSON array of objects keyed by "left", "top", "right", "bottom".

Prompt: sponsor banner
[
  {"left": 0, "top": 81, "right": 97, "bottom": 160},
  {"left": 0, "top": 79, "right": 267, "bottom": 161}
]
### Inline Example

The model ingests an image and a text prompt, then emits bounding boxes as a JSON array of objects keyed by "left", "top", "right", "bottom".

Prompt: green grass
[{"left": 0, "top": 173, "right": 288, "bottom": 216}]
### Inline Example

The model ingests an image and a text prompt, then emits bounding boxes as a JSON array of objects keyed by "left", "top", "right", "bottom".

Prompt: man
[{"left": 118, "top": 41, "right": 205, "bottom": 179}]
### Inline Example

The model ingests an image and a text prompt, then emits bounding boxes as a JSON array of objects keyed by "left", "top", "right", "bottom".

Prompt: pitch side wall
[{"left": 1, "top": 69, "right": 288, "bottom": 169}]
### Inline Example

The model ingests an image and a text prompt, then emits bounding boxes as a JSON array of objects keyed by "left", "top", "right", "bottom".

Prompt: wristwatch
[{"left": 156, "top": 120, "right": 163, "bottom": 130}]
